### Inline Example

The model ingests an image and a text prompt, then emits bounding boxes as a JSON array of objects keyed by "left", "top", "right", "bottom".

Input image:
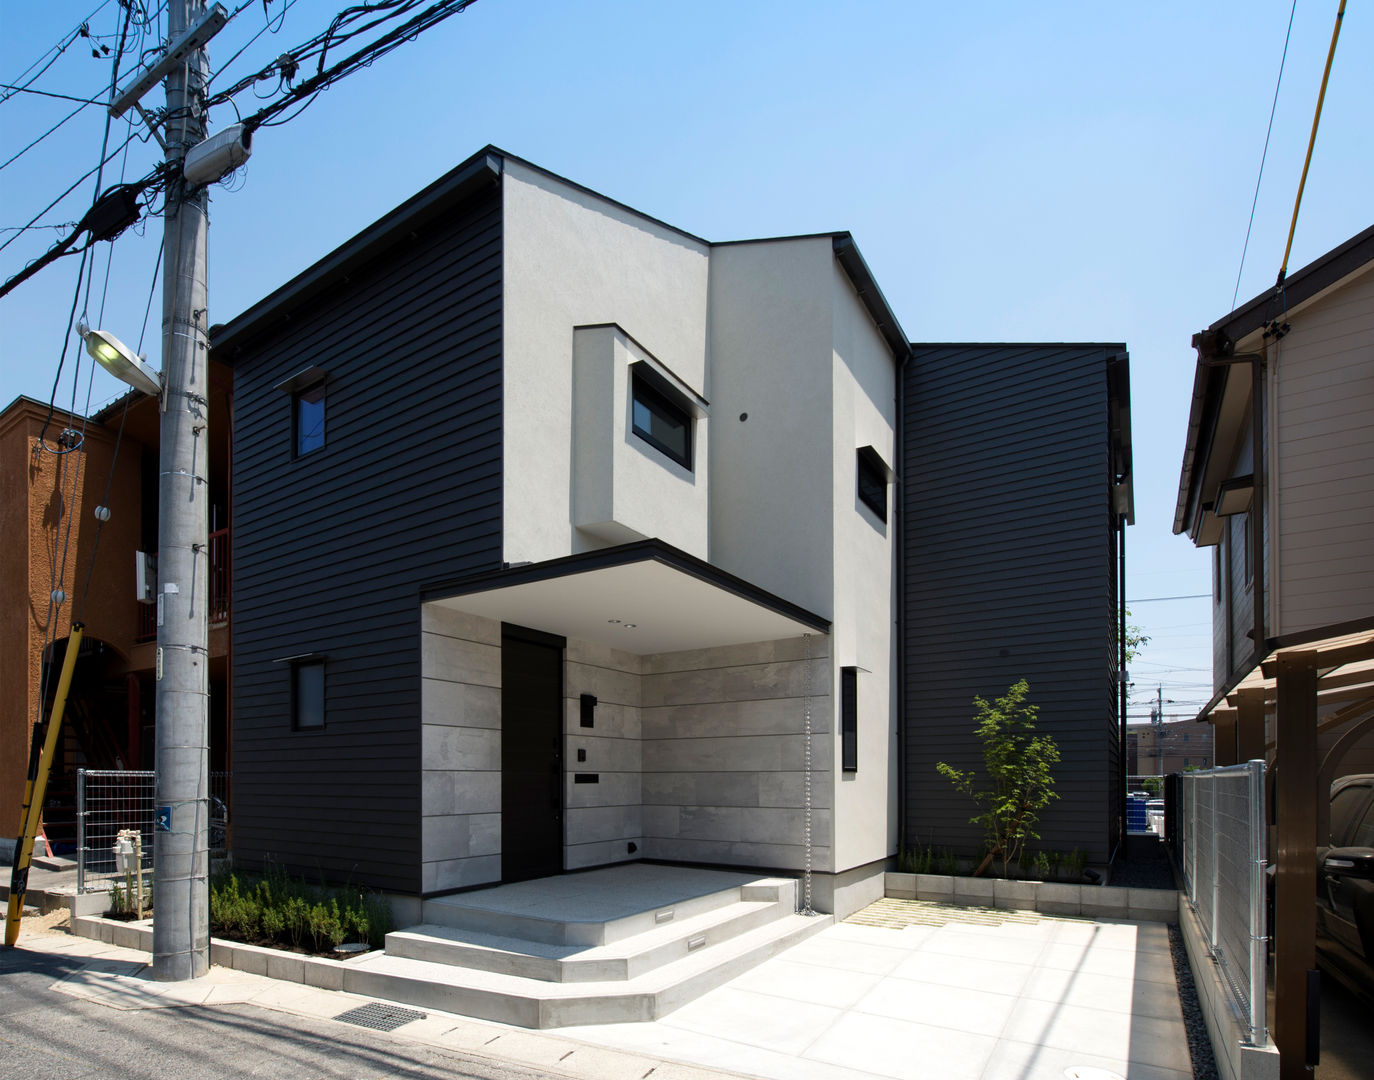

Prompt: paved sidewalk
[{"left": 7, "top": 899, "right": 1193, "bottom": 1080}]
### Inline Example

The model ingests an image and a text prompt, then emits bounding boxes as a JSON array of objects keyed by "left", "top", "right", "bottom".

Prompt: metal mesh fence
[
  {"left": 1181, "top": 761, "right": 1267, "bottom": 1046},
  {"left": 76, "top": 770, "right": 229, "bottom": 893}
]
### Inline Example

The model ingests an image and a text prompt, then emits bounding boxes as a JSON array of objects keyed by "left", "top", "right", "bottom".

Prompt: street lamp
[{"left": 82, "top": 327, "right": 162, "bottom": 397}]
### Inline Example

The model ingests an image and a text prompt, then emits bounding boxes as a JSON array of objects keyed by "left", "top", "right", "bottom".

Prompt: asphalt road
[{"left": 0, "top": 946, "right": 558, "bottom": 1080}]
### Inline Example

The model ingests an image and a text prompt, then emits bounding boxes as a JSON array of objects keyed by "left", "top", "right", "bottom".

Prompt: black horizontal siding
[
  {"left": 222, "top": 184, "right": 504, "bottom": 894},
  {"left": 903, "top": 343, "right": 1120, "bottom": 864}
]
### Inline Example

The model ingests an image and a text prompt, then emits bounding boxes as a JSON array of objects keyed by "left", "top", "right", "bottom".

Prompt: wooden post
[
  {"left": 1274, "top": 651, "right": 1318, "bottom": 1079},
  {"left": 1214, "top": 709, "right": 1238, "bottom": 766},
  {"left": 1236, "top": 686, "right": 1267, "bottom": 764}
]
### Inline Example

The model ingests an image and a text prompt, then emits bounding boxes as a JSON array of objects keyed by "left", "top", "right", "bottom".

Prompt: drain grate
[{"left": 334, "top": 1002, "right": 427, "bottom": 1032}]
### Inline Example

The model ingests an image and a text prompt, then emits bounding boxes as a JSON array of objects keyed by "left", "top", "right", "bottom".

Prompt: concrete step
[
  {"left": 386, "top": 896, "right": 786, "bottom": 982},
  {"left": 420, "top": 874, "right": 795, "bottom": 946},
  {"left": 346, "top": 909, "right": 832, "bottom": 1028}
]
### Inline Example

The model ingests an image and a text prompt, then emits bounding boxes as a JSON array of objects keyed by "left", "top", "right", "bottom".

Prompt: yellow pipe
[
  {"left": 1280, "top": 0, "right": 1346, "bottom": 281},
  {"left": 5, "top": 623, "right": 85, "bottom": 947}
]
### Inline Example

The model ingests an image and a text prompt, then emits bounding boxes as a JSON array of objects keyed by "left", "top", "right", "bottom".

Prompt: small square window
[
  {"left": 856, "top": 446, "right": 889, "bottom": 523},
  {"left": 294, "top": 382, "right": 325, "bottom": 456},
  {"left": 631, "top": 371, "right": 692, "bottom": 470},
  {"left": 292, "top": 660, "right": 325, "bottom": 730}
]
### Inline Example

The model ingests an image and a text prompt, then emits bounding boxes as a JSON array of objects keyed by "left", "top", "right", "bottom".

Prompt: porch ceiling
[{"left": 423, "top": 539, "right": 829, "bottom": 656}]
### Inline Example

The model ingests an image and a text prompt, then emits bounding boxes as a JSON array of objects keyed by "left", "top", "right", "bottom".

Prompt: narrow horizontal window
[{"left": 631, "top": 371, "right": 692, "bottom": 470}]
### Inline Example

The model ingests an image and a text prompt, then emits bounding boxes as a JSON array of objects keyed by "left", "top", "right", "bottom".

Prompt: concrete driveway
[{"left": 557, "top": 899, "right": 1195, "bottom": 1080}]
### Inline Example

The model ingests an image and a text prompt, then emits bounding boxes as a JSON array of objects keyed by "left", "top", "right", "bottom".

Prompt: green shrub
[{"left": 209, "top": 863, "right": 392, "bottom": 955}]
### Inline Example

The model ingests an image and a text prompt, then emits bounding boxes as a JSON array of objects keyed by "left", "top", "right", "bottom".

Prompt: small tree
[{"left": 937, "top": 679, "right": 1060, "bottom": 878}]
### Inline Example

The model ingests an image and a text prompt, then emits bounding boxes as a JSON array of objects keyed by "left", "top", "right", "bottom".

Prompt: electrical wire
[
  {"left": 0, "top": 84, "right": 110, "bottom": 105},
  {"left": 0, "top": 127, "right": 148, "bottom": 257},
  {"left": 0, "top": 101, "right": 92, "bottom": 176},
  {"left": 1231, "top": 0, "right": 1297, "bottom": 311}
]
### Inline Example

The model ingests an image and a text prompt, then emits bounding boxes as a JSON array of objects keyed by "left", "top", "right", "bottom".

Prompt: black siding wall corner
[
  {"left": 902, "top": 344, "right": 1120, "bottom": 866},
  {"left": 222, "top": 184, "right": 503, "bottom": 894}
]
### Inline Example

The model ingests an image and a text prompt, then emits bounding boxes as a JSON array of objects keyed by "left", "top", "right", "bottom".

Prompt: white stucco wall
[
  {"left": 571, "top": 324, "right": 708, "bottom": 555},
  {"left": 828, "top": 264, "right": 899, "bottom": 871},
  {"left": 502, "top": 162, "right": 710, "bottom": 563},
  {"left": 705, "top": 238, "right": 836, "bottom": 618},
  {"left": 705, "top": 237, "right": 898, "bottom": 876}
]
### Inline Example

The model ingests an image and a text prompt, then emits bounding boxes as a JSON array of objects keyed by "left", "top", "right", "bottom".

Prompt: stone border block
[
  {"left": 1035, "top": 882, "right": 1081, "bottom": 916},
  {"left": 993, "top": 879, "right": 1037, "bottom": 910},
  {"left": 915, "top": 874, "right": 954, "bottom": 901},
  {"left": 886, "top": 872, "right": 916, "bottom": 899},
  {"left": 952, "top": 876, "right": 995, "bottom": 905}
]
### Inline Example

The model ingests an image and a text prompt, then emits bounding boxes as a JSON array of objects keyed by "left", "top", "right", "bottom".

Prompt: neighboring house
[
  {"left": 1126, "top": 721, "right": 1213, "bottom": 776},
  {"left": 1174, "top": 223, "right": 1374, "bottom": 771},
  {"left": 0, "top": 383, "right": 232, "bottom": 848},
  {"left": 207, "top": 146, "right": 1132, "bottom": 914}
]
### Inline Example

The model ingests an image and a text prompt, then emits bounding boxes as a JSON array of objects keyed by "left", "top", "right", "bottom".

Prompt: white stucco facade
[{"left": 425, "top": 157, "right": 902, "bottom": 913}]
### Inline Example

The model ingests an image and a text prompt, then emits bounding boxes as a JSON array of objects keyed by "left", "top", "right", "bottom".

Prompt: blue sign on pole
[{"left": 155, "top": 805, "right": 172, "bottom": 832}]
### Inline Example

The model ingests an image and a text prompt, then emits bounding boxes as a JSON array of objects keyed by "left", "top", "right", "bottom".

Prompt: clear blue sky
[{"left": 2, "top": 1, "right": 1371, "bottom": 721}]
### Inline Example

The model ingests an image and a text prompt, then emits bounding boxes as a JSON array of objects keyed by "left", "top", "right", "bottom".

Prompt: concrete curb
[{"left": 885, "top": 871, "right": 1179, "bottom": 922}]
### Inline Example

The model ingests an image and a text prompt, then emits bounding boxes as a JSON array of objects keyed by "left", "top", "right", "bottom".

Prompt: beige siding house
[{"left": 1174, "top": 223, "right": 1374, "bottom": 774}]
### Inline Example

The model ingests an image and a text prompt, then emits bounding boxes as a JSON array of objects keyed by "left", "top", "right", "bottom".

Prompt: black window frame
[
  {"left": 841, "top": 666, "right": 858, "bottom": 772},
  {"left": 291, "top": 658, "right": 326, "bottom": 731},
  {"left": 293, "top": 380, "right": 326, "bottom": 457},
  {"left": 630, "top": 369, "right": 693, "bottom": 471},
  {"left": 856, "top": 446, "right": 889, "bottom": 523}
]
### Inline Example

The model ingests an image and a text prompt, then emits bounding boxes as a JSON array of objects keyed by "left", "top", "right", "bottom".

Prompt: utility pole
[{"left": 153, "top": 0, "right": 212, "bottom": 981}]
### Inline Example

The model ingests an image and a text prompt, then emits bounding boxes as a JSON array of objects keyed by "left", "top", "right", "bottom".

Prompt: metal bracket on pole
[
  {"left": 109, "top": 3, "right": 228, "bottom": 118},
  {"left": 134, "top": 103, "right": 169, "bottom": 151}
]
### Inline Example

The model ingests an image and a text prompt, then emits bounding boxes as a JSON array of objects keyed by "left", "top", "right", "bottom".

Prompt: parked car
[{"left": 1317, "top": 774, "right": 1374, "bottom": 1003}]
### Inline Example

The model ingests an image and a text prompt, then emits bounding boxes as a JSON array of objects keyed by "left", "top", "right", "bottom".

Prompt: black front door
[{"left": 500, "top": 627, "right": 564, "bottom": 882}]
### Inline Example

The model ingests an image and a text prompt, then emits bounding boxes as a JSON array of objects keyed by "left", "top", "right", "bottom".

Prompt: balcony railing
[{"left": 136, "top": 527, "right": 230, "bottom": 642}]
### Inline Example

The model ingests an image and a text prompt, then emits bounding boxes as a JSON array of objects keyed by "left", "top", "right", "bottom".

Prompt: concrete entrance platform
[{"left": 347, "top": 863, "right": 831, "bottom": 1027}]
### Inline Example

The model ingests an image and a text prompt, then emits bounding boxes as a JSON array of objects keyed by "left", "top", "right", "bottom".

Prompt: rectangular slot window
[
  {"left": 294, "top": 382, "right": 325, "bottom": 456},
  {"left": 292, "top": 659, "right": 325, "bottom": 730},
  {"left": 841, "top": 666, "right": 858, "bottom": 772},
  {"left": 856, "top": 446, "right": 889, "bottom": 523},
  {"left": 631, "top": 370, "right": 692, "bottom": 470}
]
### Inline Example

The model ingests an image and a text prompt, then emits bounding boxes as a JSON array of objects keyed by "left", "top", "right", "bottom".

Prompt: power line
[
  {"left": 1126, "top": 594, "right": 1210, "bottom": 603},
  {"left": 1231, "top": 0, "right": 1297, "bottom": 311}
]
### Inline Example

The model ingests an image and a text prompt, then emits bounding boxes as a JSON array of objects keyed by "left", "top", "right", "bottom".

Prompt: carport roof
[
  {"left": 422, "top": 539, "right": 829, "bottom": 656},
  {"left": 1200, "top": 620, "right": 1374, "bottom": 739}
]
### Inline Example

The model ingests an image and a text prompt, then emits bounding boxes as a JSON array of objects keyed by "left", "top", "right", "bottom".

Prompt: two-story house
[
  {"left": 1174, "top": 224, "right": 1374, "bottom": 773},
  {"left": 209, "top": 146, "right": 1134, "bottom": 923}
]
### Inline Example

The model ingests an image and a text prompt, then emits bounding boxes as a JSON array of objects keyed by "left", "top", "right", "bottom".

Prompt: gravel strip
[{"left": 1168, "top": 921, "right": 1220, "bottom": 1080}]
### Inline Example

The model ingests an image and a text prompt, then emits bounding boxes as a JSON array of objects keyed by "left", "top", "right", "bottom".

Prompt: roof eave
[{"left": 832, "top": 234, "right": 912, "bottom": 363}]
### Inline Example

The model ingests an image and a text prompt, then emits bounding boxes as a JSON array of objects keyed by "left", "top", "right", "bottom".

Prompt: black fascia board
[
  {"left": 832, "top": 234, "right": 911, "bottom": 363},
  {"left": 1209, "top": 223, "right": 1374, "bottom": 347},
  {"left": 421, "top": 538, "right": 830, "bottom": 634},
  {"left": 210, "top": 149, "right": 502, "bottom": 358},
  {"left": 1174, "top": 225, "right": 1374, "bottom": 537}
]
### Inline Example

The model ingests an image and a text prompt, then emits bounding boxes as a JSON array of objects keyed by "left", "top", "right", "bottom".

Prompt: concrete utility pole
[{"left": 153, "top": 0, "right": 212, "bottom": 981}]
